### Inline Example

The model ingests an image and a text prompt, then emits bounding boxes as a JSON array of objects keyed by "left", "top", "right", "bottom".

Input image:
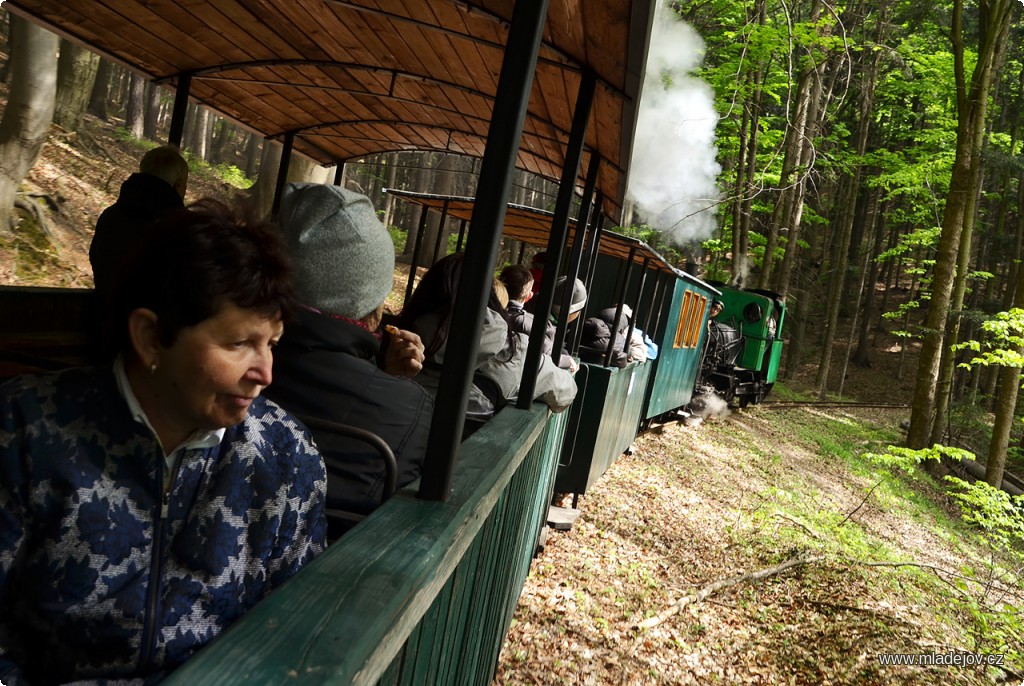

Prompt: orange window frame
[
  {"left": 686, "top": 295, "right": 707, "bottom": 347},
  {"left": 674, "top": 290, "right": 693, "bottom": 348}
]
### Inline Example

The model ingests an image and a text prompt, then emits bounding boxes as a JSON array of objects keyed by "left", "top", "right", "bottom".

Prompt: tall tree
[
  {"left": 0, "top": 16, "right": 58, "bottom": 232},
  {"left": 52, "top": 39, "right": 99, "bottom": 133},
  {"left": 124, "top": 72, "right": 146, "bottom": 138},
  {"left": 86, "top": 58, "right": 111, "bottom": 120},
  {"left": 907, "top": 0, "right": 1014, "bottom": 449}
]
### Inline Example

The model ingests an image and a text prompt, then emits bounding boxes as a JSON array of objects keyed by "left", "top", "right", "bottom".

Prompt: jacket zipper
[{"left": 138, "top": 460, "right": 176, "bottom": 672}]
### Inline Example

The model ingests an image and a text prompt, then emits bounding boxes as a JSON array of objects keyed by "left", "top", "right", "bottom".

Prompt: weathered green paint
[
  {"left": 643, "top": 277, "right": 718, "bottom": 419},
  {"left": 555, "top": 361, "right": 652, "bottom": 495},
  {"left": 161, "top": 407, "right": 568, "bottom": 686},
  {"left": 714, "top": 287, "right": 787, "bottom": 384}
]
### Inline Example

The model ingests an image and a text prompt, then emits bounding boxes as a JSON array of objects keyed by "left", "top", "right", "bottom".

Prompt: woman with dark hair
[
  {"left": 0, "top": 200, "right": 327, "bottom": 685},
  {"left": 398, "top": 253, "right": 576, "bottom": 429}
]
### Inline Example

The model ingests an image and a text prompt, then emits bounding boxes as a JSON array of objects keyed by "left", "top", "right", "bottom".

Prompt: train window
[
  {"left": 687, "top": 295, "right": 707, "bottom": 347},
  {"left": 743, "top": 302, "right": 763, "bottom": 323},
  {"left": 674, "top": 291, "right": 693, "bottom": 348}
]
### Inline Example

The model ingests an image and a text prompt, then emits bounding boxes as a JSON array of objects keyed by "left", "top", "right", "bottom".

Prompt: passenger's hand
[
  {"left": 568, "top": 358, "right": 579, "bottom": 374},
  {"left": 383, "top": 325, "right": 425, "bottom": 378}
]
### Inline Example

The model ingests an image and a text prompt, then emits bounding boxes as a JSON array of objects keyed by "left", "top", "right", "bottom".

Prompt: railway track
[{"left": 759, "top": 401, "right": 911, "bottom": 410}]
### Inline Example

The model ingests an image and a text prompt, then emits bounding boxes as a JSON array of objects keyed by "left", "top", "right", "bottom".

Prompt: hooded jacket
[
  {"left": 0, "top": 366, "right": 326, "bottom": 685},
  {"left": 265, "top": 308, "right": 433, "bottom": 530},
  {"left": 411, "top": 308, "right": 577, "bottom": 420},
  {"left": 90, "top": 173, "right": 185, "bottom": 296},
  {"left": 505, "top": 301, "right": 575, "bottom": 370}
]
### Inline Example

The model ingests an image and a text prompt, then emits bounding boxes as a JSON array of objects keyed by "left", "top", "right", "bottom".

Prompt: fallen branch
[
  {"left": 635, "top": 554, "right": 823, "bottom": 631},
  {"left": 853, "top": 559, "right": 1024, "bottom": 603},
  {"left": 838, "top": 478, "right": 884, "bottom": 527},
  {"left": 772, "top": 511, "right": 821, "bottom": 539}
]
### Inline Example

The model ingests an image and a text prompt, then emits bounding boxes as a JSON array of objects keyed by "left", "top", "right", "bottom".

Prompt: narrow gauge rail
[
  {"left": 3, "top": 1, "right": 661, "bottom": 685},
  {"left": 760, "top": 401, "right": 912, "bottom": 409}
]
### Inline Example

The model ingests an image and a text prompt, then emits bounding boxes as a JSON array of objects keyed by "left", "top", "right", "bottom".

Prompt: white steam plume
[{"left": 626, "top": 6, "right": 721, "bottom": 245}]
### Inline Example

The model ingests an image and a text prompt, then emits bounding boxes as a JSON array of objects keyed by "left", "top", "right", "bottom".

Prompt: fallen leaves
[{"left": 494, "top": 408, "right": 1009, "bottom": 685}]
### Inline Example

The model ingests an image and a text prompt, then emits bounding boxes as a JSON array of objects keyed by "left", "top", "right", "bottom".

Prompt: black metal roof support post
[
  {"left": 516, "top": 70, "right": 596, "bottom": 409},
  {"left": 167, "top": 73, "right": 191, "bottom": 147},
  {"left": 404, "top": 206, "right": 430, "bottom": 303},
  {"left": 604, "top": 246, "right": 636, "bottom": 366},
  {"left": 432, "top": 199, "right": 451, "bottom": 260},
  {"left": 651, "top": 272, "right": 672, "bottom": 338},
  {"left": 624, "top": 256, "right": 650, "bottom": 349},
  {"left": 581, "top": 208, "right": 604, "bottom": 293},
  {"left": 418, "top": 0, "right": 550, "bottom": 501},
  {"left": 551, "top": 152, "right": 600, "bottom": 364},
  {"left": 271, "top": 132, "right": 294, "bottom": 217},
  {"left": 455, "top": 218, "right": 468, "bottom": 253},
  {"left": 644, "top": 272, "right": 664, "bottom": 333},
  {"left": 333, "top": 163, "right": 344, "bottom": 186}
]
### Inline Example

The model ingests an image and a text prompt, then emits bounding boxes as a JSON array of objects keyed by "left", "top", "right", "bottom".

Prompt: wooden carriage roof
[
  {"left": 386, "top": 189, "right": 719, "bottom": 292},
  {"left": 8, "top": 0, "right": 656, "bottom": 223}
]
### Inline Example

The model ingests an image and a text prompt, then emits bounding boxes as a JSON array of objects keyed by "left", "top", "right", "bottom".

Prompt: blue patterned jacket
[{"left": 0, "top": 366, "right": 327, "bottom": 685}]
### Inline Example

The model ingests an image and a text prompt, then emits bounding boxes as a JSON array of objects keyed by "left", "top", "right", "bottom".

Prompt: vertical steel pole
[
  {"left": 455, "top": 218, "right": 468, "bottom": 253},
  {"left": 270, "top": 132, "right": 294, "bottom": 218},
  {"left": 516, "top": 70, "right": 597, "bottom": 408},
  {"left": 650, "top": 272, "right": 672, "bottom": 340},
  {"left": 419, "top": 0, "right": 550, "bottom": 501},
  {"left": 404, "top": 206, "right": 430, "bottom": 303},
  {"left": 604, "top": 247, "right": 636, "bottom": 366},
  {"left": 334, "top": 163, "right": 344, "bottom": 186},
  {"left": 625, "top": 256, "right": 650, "bottom": 350},
  {"left": 167, "top": 73, "right": 191, "bottom": 147},
  {"left": 433, "top": 199, "right": 451, "bottom": 260},
  {"left": 551, "top": 152, "right": 600, "bottom": 364}
]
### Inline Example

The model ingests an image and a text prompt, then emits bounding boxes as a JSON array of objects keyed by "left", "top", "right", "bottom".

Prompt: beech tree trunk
[
  {"left": 87, "top": 58, "right": 111, "bottom": 121},
  {"left": 143, "top": 82, "right": 161, "bottom": 141},
  {"left": 246, "top": 141, "right": 330, "bottom": 219},
  {"left": 0, "top": 17, "right": 59, "bottom": 233},
  {"left": 53, "top": 39, "right": 99, "bottom": 133},
  {"left": 907, "top": 0, "right": 1013, "bottom": 449},
  {"left": 125, "top": 72, "right": 146, "bottom": 138}
]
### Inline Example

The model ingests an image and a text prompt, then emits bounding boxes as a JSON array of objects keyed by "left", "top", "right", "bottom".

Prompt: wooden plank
[{"left": 161, "top": 407, "right": 549, "bottom": 686}]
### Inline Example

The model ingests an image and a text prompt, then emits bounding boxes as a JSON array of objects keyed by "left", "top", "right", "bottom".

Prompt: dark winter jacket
[
  {"left": 506, "top": 301, "right": 574, "bottom": 370},
  {"left": 0, "top": 365, "right": 327, "bottom": 685},
  {"left": 578, "top": 316, "right": 628, "bottom": 368},
  {"left": 265, "top": 309, "right": 433, "bottom": 531},
  {"left": 90, "top": 173, "right": 184, "bottom": 296}
]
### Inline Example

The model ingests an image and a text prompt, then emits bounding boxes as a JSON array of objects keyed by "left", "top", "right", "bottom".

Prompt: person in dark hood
[
  {"left": 265, "top": 182, "right": 430, "bottom": 540},
  {"left": 90, "top": 145, "right": 189, "bottom": 297}
]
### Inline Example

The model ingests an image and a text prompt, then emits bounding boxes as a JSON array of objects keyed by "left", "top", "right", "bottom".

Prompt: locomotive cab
[{"left": 693, "top": 284, "right": 786, "bottom": 409}]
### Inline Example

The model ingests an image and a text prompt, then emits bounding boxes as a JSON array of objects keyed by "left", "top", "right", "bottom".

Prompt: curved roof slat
[
  {"left": 385, "top": 189, "right": 719, "bottom": 294},
  {"left": 7, "top": 0, "right": 654, "bottom": 222}
]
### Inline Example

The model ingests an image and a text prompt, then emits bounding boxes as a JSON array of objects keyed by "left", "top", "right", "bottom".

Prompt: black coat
[
  {"left": 265, "top": 309, "right": 433, "bottom": 531},
  {"left": 89, "top": 173, "right": 184, "bottom": 295}
]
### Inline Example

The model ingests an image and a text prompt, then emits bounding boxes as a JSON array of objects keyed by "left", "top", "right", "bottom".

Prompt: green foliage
[
  {"left": 863, "top": 444, "right": 1024, "bottom": 666},
  {"left": 952, "top": 308, "right": 1024, "bottom": 370},
  {"left": 863, "top": 444, "right": 973, "bottom": 474}
]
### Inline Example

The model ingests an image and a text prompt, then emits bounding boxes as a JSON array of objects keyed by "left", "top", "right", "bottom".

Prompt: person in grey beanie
[{"left": 264, "top": 182, "right": 431, "bottom": 540}]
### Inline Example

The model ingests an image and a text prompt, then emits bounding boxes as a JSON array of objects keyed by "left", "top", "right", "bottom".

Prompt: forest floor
[{"left": 9, "top": 115, "right": 1023, "bottom": 685}]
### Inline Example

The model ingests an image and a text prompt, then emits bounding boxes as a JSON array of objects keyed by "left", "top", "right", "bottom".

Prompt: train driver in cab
[
  {"left": 0, "top": 201, "right": 327, "bottom": 685},
  {"left": 709, "top": 299, "right": 725, "bottom": 320}
]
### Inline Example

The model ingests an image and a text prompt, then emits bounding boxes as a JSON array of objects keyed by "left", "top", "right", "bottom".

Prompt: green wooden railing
[{"left": 164, "top": 405, "right": 568, "bottom": 686}]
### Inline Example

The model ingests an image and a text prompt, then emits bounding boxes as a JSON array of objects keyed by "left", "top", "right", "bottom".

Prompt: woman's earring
[{"left": 150, "top": 362, "right": 158, "bottom": 374}]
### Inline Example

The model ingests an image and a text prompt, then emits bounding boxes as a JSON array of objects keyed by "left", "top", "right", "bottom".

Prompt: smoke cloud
[{"left": 626, "top": 6, "right": 721, "bottom": 245}]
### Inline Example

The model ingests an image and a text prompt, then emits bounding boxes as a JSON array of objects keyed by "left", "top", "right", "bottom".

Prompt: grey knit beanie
[
  {"left": 551, "top": 276, "right": 588, "bottom": 320},
  {"left": 280, "top": 183, "right": 395, "bottom": 319}
]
